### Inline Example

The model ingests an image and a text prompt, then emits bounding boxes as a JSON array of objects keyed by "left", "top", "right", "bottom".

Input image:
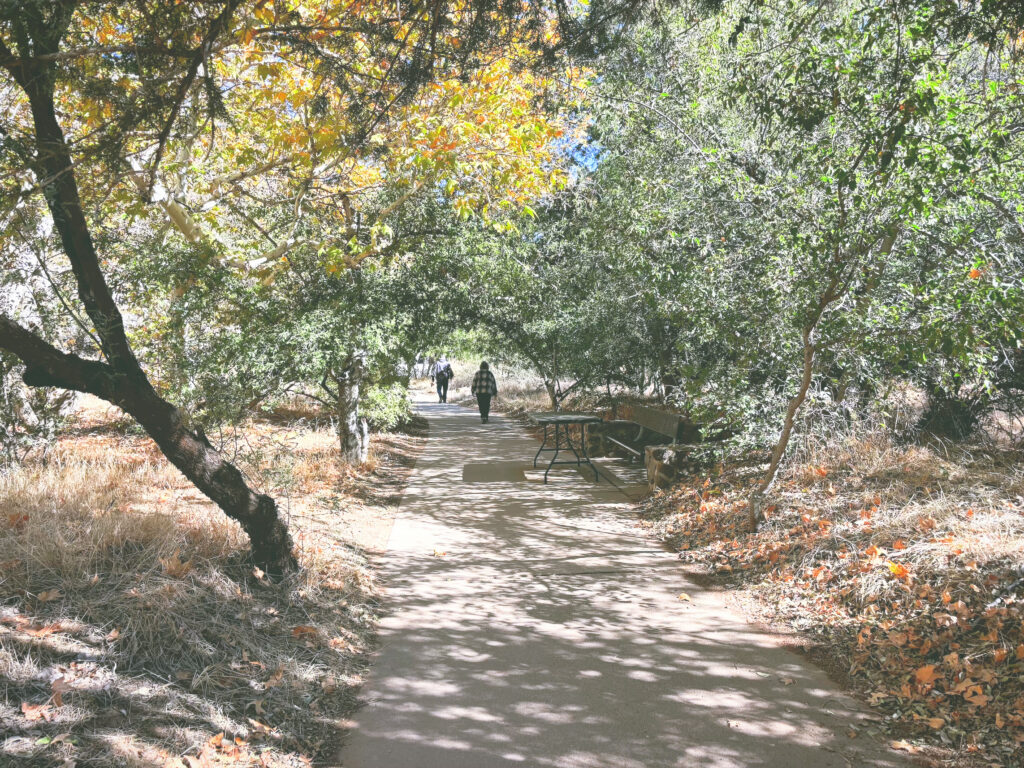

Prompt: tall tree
[{"left": 0, "top": 0, "right": 646, "bottom": 570}]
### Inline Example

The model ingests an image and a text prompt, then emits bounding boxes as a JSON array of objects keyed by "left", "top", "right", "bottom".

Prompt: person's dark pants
[
  {"left": 436, "top": 378, "right": 449, "bottom": 402},
  {"left": 477, "top": 394, "right": 491, "bottom": 421}
]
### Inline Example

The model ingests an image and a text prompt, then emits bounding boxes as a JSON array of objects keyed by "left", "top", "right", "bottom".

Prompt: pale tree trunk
[
  {"left": 327, "top": 353, "right": 369, "bottom": 465},
  {"left": 745, "top": 228, "right": 905, "bottom": 532},
  {"left": 746, "top": 219, "right": 900, "bottom": 532},
  {"left": 545, "top": 380, "right": 559, "bottom": 411}
]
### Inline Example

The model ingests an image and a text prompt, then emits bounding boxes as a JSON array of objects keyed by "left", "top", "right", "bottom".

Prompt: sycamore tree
[
  {"left": 0, "top": 0, "right": 645, "bottom": 571},
  {"left": 127, "top": 195, "right": 459, "bottom": 464}
]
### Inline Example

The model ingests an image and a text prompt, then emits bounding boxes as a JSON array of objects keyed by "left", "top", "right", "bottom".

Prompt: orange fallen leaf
[
  {"left": 914, "top": 664, "right": 940, "bottom": 685},
  {"left": 25, "top": 622, "right": 63, "bottom": 638},
  {"left": 887, "top": 561, "right": 909, "bottom": 579},
  {"left": 37, "top": 589, "right": 62, "bottom": 603},
  {"left": 965, "top": 690, "right": 989, "bottom": 707},
  {"left": 51, "top": 676, "right": 72, "bottom": 707},
  {"left": 21, "top": 701, "right": 54, "bottom": 721},
  {"left": 891, "top": 740, "right": 921, "bottom": 753},
  {"left": 291, "top": 625, "right": 319, "bottom": 638},
  {"left": 927, "top": 717, "right": 944, "bottom": 729},
  {"left": 265, "top": 667, "right": 284, "bottom": 688},
  {"left": 247, "top": 717, "right": 276, "bottom": 737},
  {"left": 160, "top": 550, "right": 193, "bottom": 579}
]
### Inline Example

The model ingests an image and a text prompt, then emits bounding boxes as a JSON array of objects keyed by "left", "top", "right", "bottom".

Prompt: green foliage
[
  {"left": 432, "top": 0, "right": 1024, "bottom": 451},
  {"left": 362, "top": 383, "right": 413, "bottom": 432},
  {"left": 0, "top": 352, "right": 72, "bottom": 464}
]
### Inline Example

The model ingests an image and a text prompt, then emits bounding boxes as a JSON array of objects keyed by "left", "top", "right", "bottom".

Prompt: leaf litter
[{"left": 639, "top": 434, "right": 1024, "bottom": 766}]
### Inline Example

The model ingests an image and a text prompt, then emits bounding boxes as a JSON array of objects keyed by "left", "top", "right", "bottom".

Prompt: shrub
[{"left": 362, "top": 382, "right": 412, "bottom": 431}]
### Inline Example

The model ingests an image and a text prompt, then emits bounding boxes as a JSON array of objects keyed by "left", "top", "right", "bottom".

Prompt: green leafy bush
[{"left": 362, "top": 383, "right": 412, "bottom": 432}]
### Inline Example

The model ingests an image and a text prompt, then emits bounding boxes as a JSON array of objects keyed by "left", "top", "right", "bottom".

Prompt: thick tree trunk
[
  {"left": 545, "top": 380, "right": 559, "bottom": 411},
  {"left": 6, "top": 319, "right": 297, "bottom": 573},
  {"left": 333, "top": 354, "right": 369, "bottom": 464},
  {"left": 0, "top": 30, "right": 295, "bottom": 573},
  {"left": 123, "top": 385, "right": 297, "bottom": 573}
]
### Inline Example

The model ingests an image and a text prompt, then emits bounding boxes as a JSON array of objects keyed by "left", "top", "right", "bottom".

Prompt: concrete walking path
[{"left": 339, "top": 400, "right": 907, "bottom": 768}]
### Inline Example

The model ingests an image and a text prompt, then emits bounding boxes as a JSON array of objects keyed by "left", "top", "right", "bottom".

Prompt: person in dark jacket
[
  {"left": 470, "top": 361, "right": 498, "bottom": 423},
  {"left": 433, "top": 357, "right": 453, "bottom": 403}
]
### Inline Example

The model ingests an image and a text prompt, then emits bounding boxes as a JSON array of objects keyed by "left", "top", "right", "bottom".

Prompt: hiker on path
[
  {"left": 470, "top": 361, "right": 498, "bottom": 423},
  {"left": 433, "top": 357, "right": 453, "bottom": 403}
]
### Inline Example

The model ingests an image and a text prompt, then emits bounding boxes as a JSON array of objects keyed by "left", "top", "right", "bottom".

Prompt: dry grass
[
  {"left": 639, "top": 428, "right": 1024, "bottom": 766},
  {"left": 0, "top": 401, "right": 425, "bottom": 767}
]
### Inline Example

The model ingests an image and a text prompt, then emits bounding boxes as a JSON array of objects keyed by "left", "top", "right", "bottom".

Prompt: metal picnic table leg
[
  {"left": 563, "top": 422, "right": 582, "bottom": 465},
  {"left": 543, "top": 422, "right": 563, "bottom": 483},
  {"left": 533, "top": 423, "right": 550, "bottom": 468},
  {"left": 580, "top": 422, "right": 599, "bottom": 482}
]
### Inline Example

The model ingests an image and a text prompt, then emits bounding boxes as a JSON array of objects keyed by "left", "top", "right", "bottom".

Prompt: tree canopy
[{"left": 3, "top": 0, "right": 1023, "bottom": 565}]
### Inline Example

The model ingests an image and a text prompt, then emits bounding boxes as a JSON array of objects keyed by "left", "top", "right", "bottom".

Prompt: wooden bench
[
  {"left": 603, "top": 405, "right": 688, "bottom": 461},
  {"left": 598, "top": 406, "right": 699, "bottom": 490}
]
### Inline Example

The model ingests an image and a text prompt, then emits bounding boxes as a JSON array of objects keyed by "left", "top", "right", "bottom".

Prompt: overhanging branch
[{"left": 0, "top": 315, "right": 117, "bottom": 398}]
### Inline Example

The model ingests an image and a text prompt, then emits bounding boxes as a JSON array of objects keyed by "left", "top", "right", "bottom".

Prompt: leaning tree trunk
[
  {"left": 747, "top": 226, "right": 901, "bottom": 531},
  {"left": 119, "top": 380, "right": 296, "bottom": 572},
  {"left": 747, "top": 325, "right": 816, "bottom": 531},
  {"left": 0, "top": 25, "right": 295, "bottom": 573}
]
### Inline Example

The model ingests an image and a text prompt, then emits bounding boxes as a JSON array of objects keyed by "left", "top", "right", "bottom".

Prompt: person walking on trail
[
  {"left": 433, "top": 357, "right": 453, "bottom": 403},
  {"left": 471, "top": 361, "right": 498, "bottom": 423}
]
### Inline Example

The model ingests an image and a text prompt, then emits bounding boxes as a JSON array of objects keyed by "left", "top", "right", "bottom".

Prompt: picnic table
[{"left": 528, "top": 412, "right": 603, "bottom": 483}]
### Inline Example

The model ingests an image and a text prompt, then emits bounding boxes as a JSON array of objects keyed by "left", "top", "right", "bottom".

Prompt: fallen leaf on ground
[
  {"left": 51, "top": 676, "right": 72, "bottom": 706},
  {"left": 24, "top": 622, "right": 63, "bottom": 638},
  {"left": 891, "top": 740, "right": 921, "bottom": 753},
  {"left": 159, "top": 550, "right": 193, "bottom": 578},
  {"left": 265, "top": 667, "right": 284, "bottom": 688},
  {"left": 21, "top": 701, "right": 55, "bottom": 721},
  {"left": 915, "top": 664, "right": 940, "bottom": 684}
]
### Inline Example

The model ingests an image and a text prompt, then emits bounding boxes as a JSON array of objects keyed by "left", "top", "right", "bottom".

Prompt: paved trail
[{"left": 339, "top": 401, "right": 906, "bottom": 768}]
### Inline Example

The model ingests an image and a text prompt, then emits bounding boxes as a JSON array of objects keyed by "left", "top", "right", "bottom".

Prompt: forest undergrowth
[
  {"left": 640, "top": 419, "right": 1024, "bottom": 767},
  {"left": 0, "top": 398, "right": 424, "bottom": 768}
]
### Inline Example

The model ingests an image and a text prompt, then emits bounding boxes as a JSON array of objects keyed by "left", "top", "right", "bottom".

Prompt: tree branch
[
  {"left": 145, "top": 0, "right": 244, "bottom": 200},
  {"left": 0, "top": 315, "right": 117, "bottom": 398}
]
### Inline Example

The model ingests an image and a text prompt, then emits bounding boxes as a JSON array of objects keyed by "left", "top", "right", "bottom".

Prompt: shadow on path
[{"left": 339, "top": 402, "right": 907, "bottom": 768}]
